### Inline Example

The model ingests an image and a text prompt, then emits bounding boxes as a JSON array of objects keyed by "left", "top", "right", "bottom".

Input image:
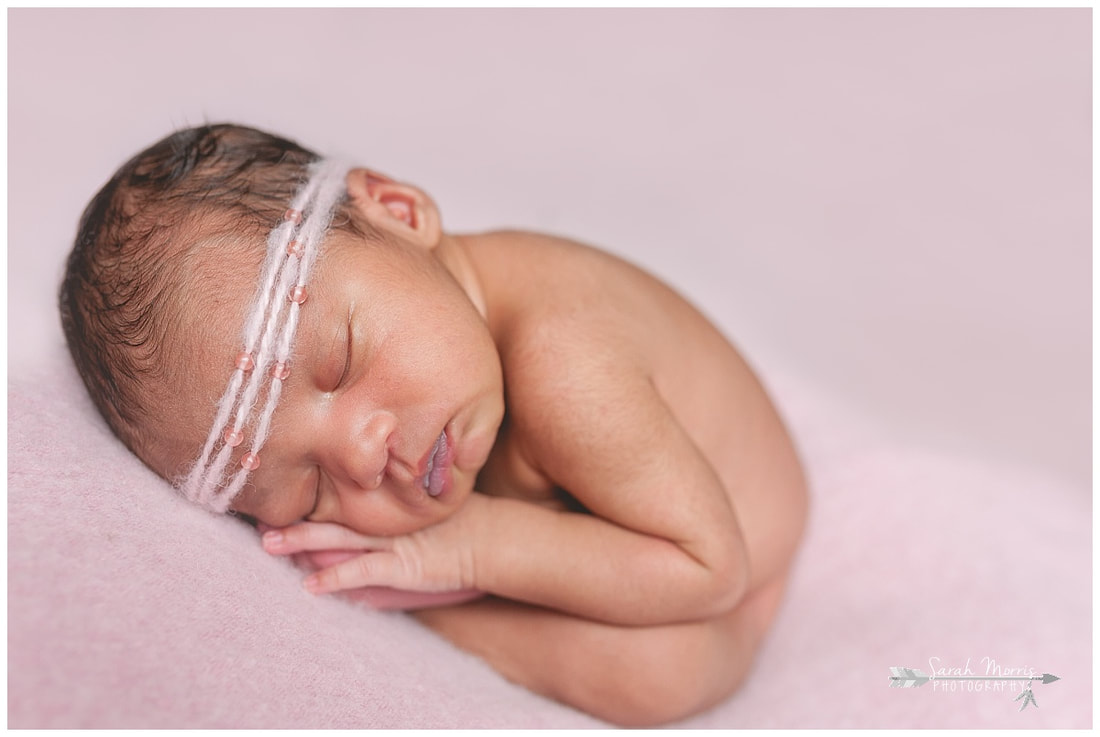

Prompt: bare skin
[
  {"left": 155, "top": 169, "right": 808, "bottom": 726},
  {"left": 416, "top": 231, "right": 808, "bottom": 725}
]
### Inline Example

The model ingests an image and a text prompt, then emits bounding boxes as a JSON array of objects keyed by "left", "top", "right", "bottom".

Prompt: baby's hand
[{"left": 260, "top": 493, "right": 489, "bottom": 601}]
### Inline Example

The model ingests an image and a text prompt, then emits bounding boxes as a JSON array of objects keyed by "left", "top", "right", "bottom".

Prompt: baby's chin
[{"left": 358, "top": 483, "right": 475, "bottom": 538}]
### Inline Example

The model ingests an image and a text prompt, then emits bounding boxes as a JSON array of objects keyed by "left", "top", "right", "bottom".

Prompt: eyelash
[
  {"left": 306, "top": 467, "right": 322, "bottom": 521},
  {"left": 336, "top": 318, "right": 353, "bottom": 389}
]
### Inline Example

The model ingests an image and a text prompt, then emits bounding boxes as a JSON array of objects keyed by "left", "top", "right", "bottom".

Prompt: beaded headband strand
[{"left": 178, "top": 159, "right": 348, "bottom": 513}]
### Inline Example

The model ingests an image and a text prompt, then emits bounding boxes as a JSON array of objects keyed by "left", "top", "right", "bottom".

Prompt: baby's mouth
[{"left": 421, "top": 430, "right": 450, "bottom": 497}]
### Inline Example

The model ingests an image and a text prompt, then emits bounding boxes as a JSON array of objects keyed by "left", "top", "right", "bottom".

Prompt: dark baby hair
[{"left": 59, "top": 123, "right": 361, "bottom": 452}]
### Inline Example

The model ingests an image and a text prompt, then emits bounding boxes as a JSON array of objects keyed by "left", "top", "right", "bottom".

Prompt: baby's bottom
[{"left": 413, "top": 573, "right": 789, "bottom": 727}]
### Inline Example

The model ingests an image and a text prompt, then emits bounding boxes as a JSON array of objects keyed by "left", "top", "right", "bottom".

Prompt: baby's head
[{"left": 61, "top": 123, "right": 504, "bottom": 534}]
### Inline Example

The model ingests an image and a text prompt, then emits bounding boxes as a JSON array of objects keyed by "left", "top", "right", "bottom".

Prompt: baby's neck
[
  {"left": 437, "top": 232, "right": 492, "bottom": 325},
  {"left": 444, "top": 230, "right": 541, "bottom": 349}
]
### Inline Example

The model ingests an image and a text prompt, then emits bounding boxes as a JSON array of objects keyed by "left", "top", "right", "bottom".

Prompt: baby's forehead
[
  {"left": 169, "top": 229, "right": 344, "bottom": 385},
  {"left": 185, "top": 216, "right": 358, "bottom": 291}
]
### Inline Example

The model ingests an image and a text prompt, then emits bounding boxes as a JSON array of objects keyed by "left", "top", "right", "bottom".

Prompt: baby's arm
[
  {"left": 277, "top": 357, "right": 752, "bottom": 626},
  {"left": 468, "top": 367, "right": 751, "bottom": 624}
]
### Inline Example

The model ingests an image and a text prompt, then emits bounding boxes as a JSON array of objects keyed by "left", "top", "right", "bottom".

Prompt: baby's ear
[{"left": 344, "top": 168, "right": 442, "bottom": 250}]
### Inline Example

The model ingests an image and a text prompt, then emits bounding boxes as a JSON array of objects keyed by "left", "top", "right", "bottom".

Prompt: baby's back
[{"left": 466, "top": 230, "right": 808, "bottom": 592}]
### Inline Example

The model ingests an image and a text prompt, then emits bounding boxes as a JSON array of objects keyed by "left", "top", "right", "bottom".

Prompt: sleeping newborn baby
[{"left": 60, "top": 123, "right": 808, "bottom": 726}]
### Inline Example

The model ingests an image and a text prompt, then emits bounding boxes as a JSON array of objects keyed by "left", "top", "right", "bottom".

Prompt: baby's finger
[
  {"left": 303, "top": 552, "right": 407, "bottom": 595},
  {"left": 300, "top": 549, "right": 362, "bottom": 570},
  {"left": 262, "top": 521, "right": 389, "bottom": 555}
]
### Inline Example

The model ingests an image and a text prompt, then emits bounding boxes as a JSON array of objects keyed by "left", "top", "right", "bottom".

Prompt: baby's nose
[{"left": 343, "top": 410, "right": 397, "bottom": 489}]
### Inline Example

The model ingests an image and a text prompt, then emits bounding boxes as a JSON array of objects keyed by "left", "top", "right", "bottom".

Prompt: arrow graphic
[
  {"left": 1014, "top": 686, "right": 1038, "bottom": 711},
  {"left": 888, "top": 667, "right": 1060, "bottom": 712},
  {"left": 888, "top": 667, "right": 930, "bottom": 688}
]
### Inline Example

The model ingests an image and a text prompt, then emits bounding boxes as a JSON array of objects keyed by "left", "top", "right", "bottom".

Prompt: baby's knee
[
  {"left": 619, "top": 577, "right": 791, "bottom": 725},
  {"left": 568, "top": 611, "right": 766, "bottom": 726}
]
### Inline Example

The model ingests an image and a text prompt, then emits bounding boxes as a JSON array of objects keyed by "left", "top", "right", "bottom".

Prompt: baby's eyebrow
[{"left": 294, "top": 278, "right": 337, "bottom": 355}]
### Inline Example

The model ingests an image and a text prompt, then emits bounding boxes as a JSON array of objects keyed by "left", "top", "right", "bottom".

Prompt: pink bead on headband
[{"left": 178, "top": 159, "right": 348, "bottom": 512}]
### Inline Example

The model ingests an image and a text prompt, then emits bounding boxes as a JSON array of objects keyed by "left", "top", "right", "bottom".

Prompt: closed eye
[
  {"left": 322, "top": 315, "right": 353, "bottom": 393},
  {"left": 336, "top": 313, "right": 353, "bottom": 389},
  {"left": 305, "top": 466, "right": 322, "bottom": 521}
]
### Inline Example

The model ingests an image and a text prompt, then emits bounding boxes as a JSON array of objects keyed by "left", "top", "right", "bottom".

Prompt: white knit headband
[{"left": 178, "top": 159, "right": 348, "bottom": 513}]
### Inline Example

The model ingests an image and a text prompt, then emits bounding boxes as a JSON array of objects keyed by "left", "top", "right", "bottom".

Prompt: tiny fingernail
[
  {"left": 263, "top": 531, "right": 283, "bottom": 546},
  {"left": 303, "top": 576, "right": 320, "bottom": 593}
]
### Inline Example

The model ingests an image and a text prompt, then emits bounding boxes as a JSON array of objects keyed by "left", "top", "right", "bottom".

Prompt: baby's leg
[{"left": 413, "top": 573, "right": 789, "bottom": 727}]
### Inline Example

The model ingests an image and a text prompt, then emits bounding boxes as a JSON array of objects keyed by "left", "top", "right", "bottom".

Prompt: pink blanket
[
  {"left": 8, "top": 349, "right": 1090, "bottom": 728},
  {"left": 8, "top": 7, "right": 1089, "bottom": 728}
]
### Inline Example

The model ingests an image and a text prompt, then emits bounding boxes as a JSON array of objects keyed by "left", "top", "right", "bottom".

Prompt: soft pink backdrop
[
  {"left": 7, "top": 8, "right": 1092, "bottom": 729},
  {"left": 8, "top": 8, "right": 1090, "bottom": 489}
]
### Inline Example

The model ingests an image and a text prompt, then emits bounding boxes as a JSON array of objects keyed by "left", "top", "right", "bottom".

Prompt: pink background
[
  {"left": 7, "top": 8, "right": 1092, "bottom": 729},
  {"left": 8, "top": 8, "right": 1090, "bottom": 490}
]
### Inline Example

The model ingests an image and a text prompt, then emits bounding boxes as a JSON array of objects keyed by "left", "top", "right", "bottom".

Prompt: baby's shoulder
[
  {"left": 473, "top": 230, "right": 645, "bottom": 347},
  {"left": 472, "top": 227, "right": 693, "bottom": 356},
  {"left": 470, "top": 229, "right": 675, "bottom": 321},
  {"left": 470, "top": 232, "right": 658, "bottom": 420},
  {"left": 471, "top": 229, "right": 623, "bottom": 275}
]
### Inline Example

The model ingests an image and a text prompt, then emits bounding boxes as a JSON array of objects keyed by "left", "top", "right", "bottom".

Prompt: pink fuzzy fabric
[{"left": 8, "top": 348, "right": 1090, "bottom": 728}]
